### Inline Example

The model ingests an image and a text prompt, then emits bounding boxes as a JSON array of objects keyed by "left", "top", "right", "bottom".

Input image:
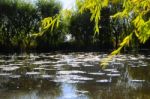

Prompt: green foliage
[
  {"left": 111, "top": 33, "right": 133, "bottom": 55},
  {"left": 100, "top": 0, "right": 150, "bottom": 67},
  {"left": 74, "top": 0, "right": 150, "bottom": 54},
  {"left": 0, "top": 0, "right": 64, "bottom": 50},
  {"left": 33, "top": 14, "right": 61, "bottom": 37},
  {"left": 69, "top": 11, "right": 95, "bottom": 45},
  {"left": 32, "top": 0, "right": 68, "bottom": 48},
  {"left": 36, "top": 0, "right": 61, "bottom": 18},
  {"left": 0, "top": 0, "right": 149, "bottom": 53},
  {"left": 0, "top": 0, "right": 38, "bottom": 49},
  {"left": 76, "top": 0, "right": 109, "bottom": 33},
  {"left": 111, "top": 0, "right": 150, "bottom": 54}
]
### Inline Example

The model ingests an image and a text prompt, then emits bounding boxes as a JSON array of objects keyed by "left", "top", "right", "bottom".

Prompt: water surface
[{"left": 0, "top": 52, "right": 150, "bottom": 99}]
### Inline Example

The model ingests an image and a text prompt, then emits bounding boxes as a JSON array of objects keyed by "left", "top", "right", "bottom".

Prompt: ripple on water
[
  {"left": 89, "top": 72, "right": 105, "bottom": 76},
  {"left": 107, "top": 73, "right": 121, "bottom": 77},
  {"left": 54, "top": 75, "right": 93, "bottom": 83},
  {"left": 9, "top": 75, "right": 21, "bottom": 79},
  {"left": 33, "top": 68, "right": 45, "bottom": 71},
  {"left": 113, "top": 63, "right": 124, "bottom": 67},
  {"left": 75, "top": 90, "right": 89, "bottom": 94},
  {"left": 96, "top": 79, "right": 111, "bottom": 83},
  {"left": 41, "top": 75, "right": 53, "bottom": 79},
  {"left": 0, "top": 60, "right": 5, "bottom": 63},
  {"left": 26, "top": 72, "right": 40, "bottom": 75},
  {"left": 103, "top": 69, "right": 117, "bottom": 72},
  {"left": 129, "top": 57, "right": 139, "bottom": 61},
  {"left": 2, "top": 66, "right": 19, "bottom": 72},
  {"left": 53, "top": 64, "right": 66, "bottom": 67},
  {"left": 9, "top": 63, "right": 23, "bottom": 66},
  {"left": 83, "top": 64, "right": 94, "bottom": 67},
  {"left": 115, "top": 58, "right": 126, "bottom": 61},
  {"left": 67, "top": 80, "right": 85, "bottom": 84},
  {"left": 130, "top": 65, "right": 139, "bottom": 68},
  {"left": 140, "top": 64, "right": 148, "bottom": 67},
  {"left": 57, "top": 70, "right": 86, "bottom": 75},
  {"left": 71, "top": 76, "right": 94, "bottom": 81},
  {"left": 32, "top": 61, "right": 51, "bottom": 65},
  {"left": 130, "top": 80, "right": 145, "bottom": 83},
  {"left": 44, "top": 68, "right": 56, "bottom": 71},
  {"left": 0, "top": 73, "right": 11, "bottom": 76}
]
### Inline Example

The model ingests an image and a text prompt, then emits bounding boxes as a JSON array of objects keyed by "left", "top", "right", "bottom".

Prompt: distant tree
[
  {"left": 35, "top": 0, "right": 65, "bottom": 49},
  {"left": 69, "top": 11, "right": 95, "bottom": 46},
  {"left": 0, "top": 0, "right": 65, "bottom": 51},
  {"left": 0, "top": 0, "right": 39, "bottom": 50}
]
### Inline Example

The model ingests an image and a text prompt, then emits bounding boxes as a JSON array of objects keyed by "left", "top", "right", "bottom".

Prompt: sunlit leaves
[
  {"left": 112, "top": 0, "right": 150, "bottom": 49},
  {"left": 101, "top": 32, "right": 133, "bottom": 68},
  {"left": 32, "top": 13, "right": 61, "bottom": 37},
  {"left": 102, "top": 0, "right": 109, "bottom": 7},
  {"left": 135, "top": 20, "right": 150, "bottom": 43},
  {"left": 100, "top": 55, "right": 114, "bottom": 68},
  {"left": 76, "top": 0, "right": 109, "bottom": 33},
  {"left": 42, "top": 14, "right": 60, "bottom": 31}
]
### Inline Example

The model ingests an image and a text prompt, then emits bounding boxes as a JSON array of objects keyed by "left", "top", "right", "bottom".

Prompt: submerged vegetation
[{"left": 0, "top": 0, "right": 149, "bottom": 52}]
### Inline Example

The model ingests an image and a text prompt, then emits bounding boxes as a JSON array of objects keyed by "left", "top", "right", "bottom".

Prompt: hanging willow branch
[
  {"left": 76, "top": 0, "right": 109, "bottom": 33},
  {"left": 32, "top": 14, "right": 61, "bottom": 37},
  {"left": 101, "top": 0, "right": 150, "bottom": 68},
  {"left": 32, "top": 0, "right": 150, "bottom": 68}
]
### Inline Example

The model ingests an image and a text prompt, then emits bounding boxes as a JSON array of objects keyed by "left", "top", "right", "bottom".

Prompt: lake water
[{"left": 0, "top": 52, "right": 150, "bottom": 99}]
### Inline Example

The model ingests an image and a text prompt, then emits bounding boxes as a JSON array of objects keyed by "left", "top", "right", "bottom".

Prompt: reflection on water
[{"left": 0, "top": 52, "right": 150, "bottom": 99}]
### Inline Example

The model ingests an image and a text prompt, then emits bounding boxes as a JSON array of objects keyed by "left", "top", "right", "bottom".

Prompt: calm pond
[{"left": 0, "top": 52, "right": 150, "bottom": 99}]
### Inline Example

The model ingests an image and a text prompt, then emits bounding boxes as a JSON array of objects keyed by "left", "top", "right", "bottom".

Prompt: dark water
[{"left": 0, "top": 52, "right": 150, "bottom": 99}]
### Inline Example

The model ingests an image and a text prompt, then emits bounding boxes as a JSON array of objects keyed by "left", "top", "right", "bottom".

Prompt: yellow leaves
[
  {"left": 110, "top": 0, "right": 121, "bottom": 4},
  {"left": 133, "top": 16, "right": 140, "bottom": 26},
  {"left": 76, "top": 0, "right": 109, "bottom": 34},
  {"left": 131, "top": 0, "right": 138, "bottom": 3},
  {"left": 101, "top": 32, "right": 133, "bottom": 68},
  {"left": 111, "top": 47, "right": 122, "bottom": 55},
  {"left": 121, "top": 34, "right": 132, "bottom": 46},
  {"left": 134, "top": 30, "right": 139, "bottom": 38},
  {"left": 132, "top": 9, "right": 149, "bottom": 43},
  {"left": 63, "top": 10, "right": 72, "bottom": 17},
  {"left": 112, "top": 33, "right": 133, "bottom": 55},
  {"left": 112, "top": 0, "right": 150, "bottom": 45},
  {"left": 123, "top": 0, "right": 132, "bottom": 9},
  {"left": 42, "top": 17, "right": 53, "bottom": 30},
  {"left": 46, "top": 15, "right": 59, "bottom": 29},
  {"left": 75, "top": 0, "right": 150, "bottom": 68},
  {"left": 32, "top": 14, "right": 60, "bottom": 37},
  {"left": 113, "top": 0, "right": 149, "bottom": 19},
  {"left": 130, "top": 0, "right": 150, "bottom": 44},
  {"left": 111, "top": 9, "right": 128, "bottom": 19},
  {"left": 135, "top": 20, "right": 150, "bottom": 43},
  {"left": 111, "top": 12, "right": 122, "bottom": 18},
  {"left": 140, "top": 0, "right": 150, "bottom": 10},
  {"left": 102, "top": 0, "right": 109, "bottom": 7},
  {"left": 100, "top": 55, "right": 114, "bottom": 69},
  {"left": 42, "top": 14, "right": 60, "bottom": 32},
  {"left": 56, "top": 15, "right": 60, "bottom": 27},
  {"left": 133, "top": 16, "right": 145, "bottom": 29}
]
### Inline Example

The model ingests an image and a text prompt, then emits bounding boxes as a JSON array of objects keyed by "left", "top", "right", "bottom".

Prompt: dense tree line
[
  {"left": 0, "top": 0, "right": 64, "bottom": 52},
  {"left": 0, "top": 0, "right": 149, "bottom": 52}
]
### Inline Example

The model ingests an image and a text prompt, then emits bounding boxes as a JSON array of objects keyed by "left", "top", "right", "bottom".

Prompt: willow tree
[
  {"left": 36, "top": 0, "right": 150, "bottom": 62},
  {"left": 0, "top": 0, "right": 38, "bottom": 50},
  {"left": 75, "top": 0, "right": 150, "bottom": 54},
  {"left": 35, "top": 0, "right": 65, "bottom": 49},
  {"left": 69, "top": 11, "right": 95, "bottom": 46}
]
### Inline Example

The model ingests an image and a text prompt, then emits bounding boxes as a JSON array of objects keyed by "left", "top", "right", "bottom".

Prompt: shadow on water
[{"left": 0, "top": 52, "right": 150, "bottom": 99}]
